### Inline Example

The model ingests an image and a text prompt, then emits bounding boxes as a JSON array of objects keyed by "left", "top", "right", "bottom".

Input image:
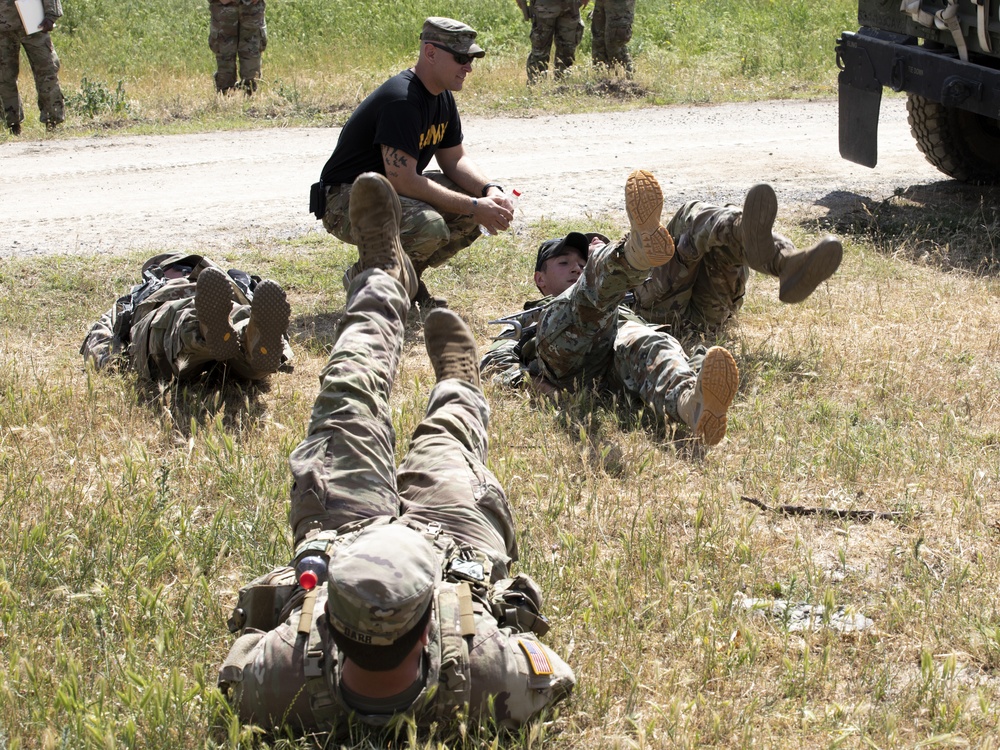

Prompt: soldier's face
[
  {"left": 426, "top": 42, "right": 475, "bottom": 91},
  {"left": 535, "top": 250, "right": 586, "bottom": 296}
]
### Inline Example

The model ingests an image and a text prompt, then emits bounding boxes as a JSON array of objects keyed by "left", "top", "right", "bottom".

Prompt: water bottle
[
  {"left": 480, "top": 189, "right": 521, "bottom": 237},
  {"left": 296, "top": 555, "right": 328, "bottom": 591}
]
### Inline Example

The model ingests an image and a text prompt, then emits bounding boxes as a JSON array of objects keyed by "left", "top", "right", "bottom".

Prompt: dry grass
[{"left": 2, "top": 190, "right": 1000, "bottom": 748}]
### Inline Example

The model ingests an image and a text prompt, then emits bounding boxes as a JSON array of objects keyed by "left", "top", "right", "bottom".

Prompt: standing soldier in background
[
  {"left": 523, "top": 0, "right": 588, "bottom": 84},
  {"left": 590, "top": 0, "right": 634, "bottom": 77},
  {"left": 208, "top": 0, "right": 266, "bottom": 95},
  {"left": 0, "top": 0, "right": 64, "bottom": 134}
]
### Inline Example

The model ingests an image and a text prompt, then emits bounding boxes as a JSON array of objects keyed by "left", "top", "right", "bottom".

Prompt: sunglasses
[{"left": 427, "top": 42, "right": 475, "bottom": 66}]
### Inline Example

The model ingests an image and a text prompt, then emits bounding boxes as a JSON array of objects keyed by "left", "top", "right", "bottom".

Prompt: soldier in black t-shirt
[{"left": 315, "top": 17, "right": 515, "bottom": 309}]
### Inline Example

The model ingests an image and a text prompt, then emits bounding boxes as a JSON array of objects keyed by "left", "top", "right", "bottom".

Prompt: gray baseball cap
[
  {"left": 420, "top": 17, "right": 486, "bottom": 58},
  {"left": 326, "top": 524, "right": 440, "bottom": 646}
]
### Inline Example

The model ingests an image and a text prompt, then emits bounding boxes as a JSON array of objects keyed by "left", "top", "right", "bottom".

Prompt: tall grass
[{"left": 5, "top": 0, "right": 856, "bottom": 133}]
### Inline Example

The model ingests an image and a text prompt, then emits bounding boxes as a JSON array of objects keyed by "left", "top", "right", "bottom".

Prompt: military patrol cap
[
  {"left": 420, "top": 17, "right": 486, "bottom": 58},
  {"left": 535, "top": 232, "right": 593, "bottom": 272},
  {"left": 326, "top": 524, "right": 440, "bottom": 646}
]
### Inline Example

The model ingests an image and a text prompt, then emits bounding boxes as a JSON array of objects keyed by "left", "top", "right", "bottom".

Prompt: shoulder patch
[{"left": 517, "top": 637, "right": 553, "bottom": 676}]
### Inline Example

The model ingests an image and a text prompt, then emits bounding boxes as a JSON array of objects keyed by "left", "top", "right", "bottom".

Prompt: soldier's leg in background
[
  {"left": 209, "top": 1, "right": 239, "bottom": 93},
  {"left": 591, "top": 0, "right": 608, "bottom": 65},
  {"left": 236, "top": 0, "right": 266, "bottom": 93},
  {"left": 552, "top": 2, "right": 584, "bottom": 78},
  {"left": 80, "top": 306, "right": 120, "bottom": 371},
  {"left": 398, "top": 311, "right": 517, "bottom": 579},
  {"left": 287, "top": 270, "right": 408, "bottom": 545},
  {"left": 611, "top": 320, "right": 696, "bottom": 424},
  {"left": 0, "top": 31, "right": 25, "bottom": 131},
  {"left": 21, "top": 31, "right": 63, "bottom": 125},
  {"left": 128, "top": 298, "right": 220, "bottom": 381},
  {"left": 603, "top": 0, "right": 635, "bottom": 75},
  {"left": 527, "top": 1, "right": 558, "bottom": 83},
  {"left": 633, "top": 200, "right": 747, "bottom": 332}
]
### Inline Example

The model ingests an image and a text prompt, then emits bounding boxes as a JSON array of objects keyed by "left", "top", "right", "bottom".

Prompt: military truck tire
[{"left": 906, "top": 93, "right": 1000, "bottom": 185}]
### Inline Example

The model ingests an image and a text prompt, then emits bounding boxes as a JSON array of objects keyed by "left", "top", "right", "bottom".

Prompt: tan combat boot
[
  {"left": 776, "top": 237, "right": 843, "bottom": 304},
  {"left": 349, "top": 172, "right": 419, "bottom": 301},
  {"left": 737, "top": 184, "right": 843, "bottom": 303},
  {"left": 737, "top": 183, "right": 779, "bottom": 275},
  {"left": 424, "top": 309, "right": 481, "bottom": 388},
  {"left": 677, "top": 346, "right": 739, "bottom": 446},
  {"left": 243, "top": 280, "right": 291, "bottom": 374},
  {"left": 622, "top": 169, "right": 675, "bottom": 271},
  {"left": 195, "top": 267, "right": 240, "bottom": 361}
]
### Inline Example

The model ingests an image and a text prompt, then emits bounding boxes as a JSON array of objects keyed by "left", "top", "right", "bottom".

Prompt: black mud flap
[
  {"left": 836, "top": 31, "right": 885, "bottom": 168},
  {"left": 838, "top": 74, "right": 883, "bottom": 169}
]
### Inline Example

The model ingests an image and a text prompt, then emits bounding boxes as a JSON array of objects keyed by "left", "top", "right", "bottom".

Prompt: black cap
[{"left": 535, "top": 232, "right": 591, "bottom": 272}]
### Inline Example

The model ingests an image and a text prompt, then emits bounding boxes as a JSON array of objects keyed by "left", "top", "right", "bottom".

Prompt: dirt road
[{"left": 1, "top": 98, "right": 947, "bottom": 257}]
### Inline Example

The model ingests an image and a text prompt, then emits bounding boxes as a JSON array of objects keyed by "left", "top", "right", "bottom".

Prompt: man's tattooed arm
[{"left": 381, "top": 146, "right": 410, "bottom": 180}]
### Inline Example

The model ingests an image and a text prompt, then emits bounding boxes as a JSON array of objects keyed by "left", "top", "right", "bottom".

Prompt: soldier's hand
[
  {"left": 475, "top": 196, "right": 514, "bottom": 234},
  {"left": 39, "top": 18, "right": 55, "bottom": 32}
]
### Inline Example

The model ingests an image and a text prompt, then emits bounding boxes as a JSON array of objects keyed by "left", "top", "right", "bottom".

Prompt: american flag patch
[{"left": 517, "top": 638, "right": 553, "bottom": 676}]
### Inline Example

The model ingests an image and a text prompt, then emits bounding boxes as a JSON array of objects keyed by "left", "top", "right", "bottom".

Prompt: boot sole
[
  {"left": 195, "top": 268, "right": 240, "bottom": 361},
  {"left": 695, "top": 346, "right": 739, "bottom": 447},
  {"left": 742, "top": 184, "right": 778, "bottom": 272},
  {"left": 625, "top": 169, "right": 674, "bottom": 267},
  {"left": 246, "top": 281, "right": 291, "bottom": 374},
  {"left": 779, "top": 238, "right": 844, "bottom": 304}
]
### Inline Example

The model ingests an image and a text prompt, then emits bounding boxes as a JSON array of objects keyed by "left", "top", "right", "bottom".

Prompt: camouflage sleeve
[
  {"left": 222, "top": 610, "right": 343, "bottom": 733},
  {"left": 80, "top": 306, "right": 120, "bottom": 371},
  {"left": 480, "top": 338, "right": 527, "bottom": 387},
  {"left": 42, "top": 0, "right": 63, "bottom": 20},
  {"left": 468, "top": 612, "right": 575, "bottom": 728}
]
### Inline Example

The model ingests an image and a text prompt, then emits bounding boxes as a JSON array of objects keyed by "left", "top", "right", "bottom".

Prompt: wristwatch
[{"left": 481, "top": 182, "right": 504, "bottom": 197}]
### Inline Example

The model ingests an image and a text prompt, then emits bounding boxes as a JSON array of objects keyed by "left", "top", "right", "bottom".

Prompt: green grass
[
  {"left": 1, "top": 0, "right": 856, "bottom": 136},
  {"left": 2, "top": 192, "right": 1000, "bottom": 747}
]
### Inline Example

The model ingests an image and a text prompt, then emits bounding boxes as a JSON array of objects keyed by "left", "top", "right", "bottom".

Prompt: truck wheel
[{"left": 907, "top": 93, "right": 1000, "bottom": 184}]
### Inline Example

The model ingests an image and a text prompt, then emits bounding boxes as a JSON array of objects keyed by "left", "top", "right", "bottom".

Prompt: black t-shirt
[{"left": 321, "top": 70, "right": 463, "bottom": 186}]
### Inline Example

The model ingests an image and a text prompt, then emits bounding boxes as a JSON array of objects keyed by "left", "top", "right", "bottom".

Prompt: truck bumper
[{"left": 836, "top": 28, "right": 1000, "bottom": 167}]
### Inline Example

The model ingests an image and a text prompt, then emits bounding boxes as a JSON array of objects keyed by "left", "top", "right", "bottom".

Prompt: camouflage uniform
[
  {"left": 526, "top": 0, "right": 586, "bottom": 83},
  {"left": 590, "top": 0, "right": 635, "bottom": 76},
  {"left": 630, "top": 200, "right": 796, "bottom": 338},
  {"left": 208, "top": 0, "right": 267, "bottom": 94},
  {"left": 219, "top": 270, "right": 575, "bottom": 737},
  {"left": 80, "top": 253, "right": 292, "bottom": 382},
  {"left": 484, "top": 236, "right": 702, "bottom": 425},
  {"left": 323, "top": 172, "right": 481, "bottom": 277},
  {"left": 0, "top": 0, "right": 64, "bottom": 131}
]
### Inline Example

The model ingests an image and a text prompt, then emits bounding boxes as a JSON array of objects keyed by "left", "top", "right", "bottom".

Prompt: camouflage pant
[
  {"left": 631, "top": 200, "right": 794, "bottom": 337},
  {"left": 287, "top": 269, "right": 517, "bottom": 574},
  {"left": 537, "top": 238, "right": 697, "bottom": 423},
  {"left": 0, "top": 29, "right": 64, "bottom": 127},
  {"left": 81, "top": 296, "right": 280, "bottom": 382},
  {"left": 208, "top": 0, "right": 267, "bottom": 92},
  {"left": 590, "top": 0, "right": 634, "bottom": 75},
  {"left": 527, "top": 0, "right": 585, "bottom": 82},
  {"left": 323, "top": 173, "right": 481, "bottom": 273}
]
